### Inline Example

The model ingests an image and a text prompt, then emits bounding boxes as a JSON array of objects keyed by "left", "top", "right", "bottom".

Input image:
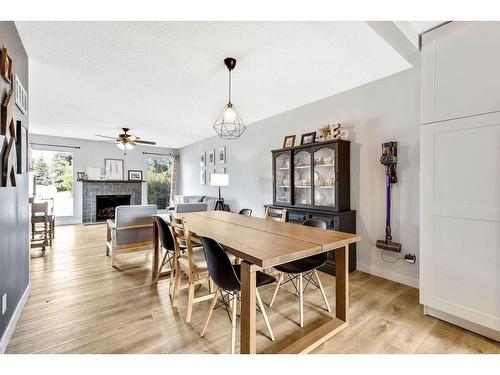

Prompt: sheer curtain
[{"left": 169, "top": 154, "right": 180, "bottom": 206}]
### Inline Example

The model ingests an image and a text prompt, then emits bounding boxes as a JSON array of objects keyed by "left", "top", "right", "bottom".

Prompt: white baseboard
[
  {"left": 0, "top": 281, "right": 32, "bottom": 354},
  {"left": 424, "top": 306, "right": 500, "bottom": 341},
  {"left": 356, "top": 264, "right": 419, "bottom": 288}
]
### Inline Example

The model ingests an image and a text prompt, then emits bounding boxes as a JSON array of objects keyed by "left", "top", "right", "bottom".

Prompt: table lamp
[{"left": 210, "top": 173, "right": 229, "bottom": 211}]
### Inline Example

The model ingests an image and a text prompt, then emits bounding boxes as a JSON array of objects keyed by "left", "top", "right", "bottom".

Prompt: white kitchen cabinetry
[
  {"left": 421, "top": 22, "right": 500, "bottom": 125},
  {"left": 420, "top": 22, "right": 500, "bottom": 340}
]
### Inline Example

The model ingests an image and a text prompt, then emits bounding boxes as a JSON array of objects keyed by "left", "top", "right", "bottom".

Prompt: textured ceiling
[{"left": 16, "top": 21, "right": 412, "bottom": 148}]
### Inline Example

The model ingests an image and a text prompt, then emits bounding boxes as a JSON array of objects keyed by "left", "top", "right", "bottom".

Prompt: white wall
[
  {"left": 30, "top": 134, "right": 176, "bottom": 224},
  {"left": 179, "top": 68, "right": 420, "bottom": 286}
]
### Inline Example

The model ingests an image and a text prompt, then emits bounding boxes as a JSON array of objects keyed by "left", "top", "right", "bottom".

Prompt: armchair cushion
[{"left": 112, "top": 205, "right": 157, "bottom": 245}]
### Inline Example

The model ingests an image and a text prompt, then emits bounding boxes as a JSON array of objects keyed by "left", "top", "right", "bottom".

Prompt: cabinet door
[
  {"left": 312, "top": 146, "right": 336, "bottom": 208},
  {"left": 420, "top": 112, "right": 500, "bottom": 332},
  {"left": 293, "top": 150, "right": 312, "bottom": 206},
  {"left": 273, "top": 152, "right": 291, "bottom": 205},
  {"left": 421, "top": 22, "right": 500, "bottom": 124}
]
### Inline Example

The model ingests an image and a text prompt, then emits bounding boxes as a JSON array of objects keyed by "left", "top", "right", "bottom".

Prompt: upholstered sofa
[{"left": 170, "top": 195, "right": 219, "bottom": 213}]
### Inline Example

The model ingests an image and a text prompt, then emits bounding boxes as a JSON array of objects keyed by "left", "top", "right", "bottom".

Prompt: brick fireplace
[{"left": 81, "top": 180, "right": 142, "bottom": 224}]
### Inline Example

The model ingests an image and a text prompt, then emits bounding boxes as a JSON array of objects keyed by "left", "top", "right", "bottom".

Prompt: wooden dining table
[{"left": 152, "top": 210, "right": 360, "bottom": 354}]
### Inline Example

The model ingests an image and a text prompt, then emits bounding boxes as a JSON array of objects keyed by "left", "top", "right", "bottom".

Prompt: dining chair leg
[
  {"left": 230, "top": 291, "right": 238, "bottom": 354},
  {"left": 299, "top": 273, "right": 304, "bottom": 327},
  {"left": 200, "top": 287, "right": 220, "bottom": 337},
  {"left": 185, "top": 282, "right": 195, "bottom": 323},
  {"left": 269, "top": 272, "right": 283, "bottom": 307},
  {"left": 314, "top": 269, "right": 331, "bottom": 312},
  {"left": 168, "top": 258, "right": 175, "bottom": 296},
  {"left": 256, "top": 289, "right": 274, "bottom": 341},
  {"left": 208, "top": 277, "right": 215, "bottom": 294},
  {"left": 172, "top": 258, "right": 181, "bottom": 308}
]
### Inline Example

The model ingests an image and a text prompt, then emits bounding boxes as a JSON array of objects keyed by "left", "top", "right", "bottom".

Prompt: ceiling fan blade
[
  {"left": 96, "top": 134, "right": 118, "bottom": 140},
  {"left": 127, "top": 135, "right": 139, "bottom": 141},
  {"left": 134, "top": 140, "right": 156, "bottom": 145}
]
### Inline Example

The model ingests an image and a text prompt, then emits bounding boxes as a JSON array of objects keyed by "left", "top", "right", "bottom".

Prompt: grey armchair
[{"left": 106, "top": 204, "right": 157, "bottom": 267}]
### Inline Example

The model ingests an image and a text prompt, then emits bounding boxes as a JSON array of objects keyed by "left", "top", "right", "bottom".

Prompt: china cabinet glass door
[
  {"left": 294, "top": 150, "right": 312, "bottom": 206},
  {"left": 313, "top": 147, "right": 336, "bottom": 207},
  {"left": 274, "top": 152, "right": 291, "bottom": 204}
]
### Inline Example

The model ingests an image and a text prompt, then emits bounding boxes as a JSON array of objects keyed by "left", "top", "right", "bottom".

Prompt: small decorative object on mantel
[
  {"left": 1, "top": 46, "right": 13, "bottom": 84},
  {"left": 282, "top": 135, "right": 296, "bottom": 148},
  {"left": 217, "top": 146, "right": 226, "bottom": 164},
  {"left": 104, "top": 158, "right": 124, "bottom": 180},
  {"left": 14, "top": 75, "right": 28, "bottom": 114},
  {"left": 300, "top": 131, "right": 316, "bottom": 145},
  {"left": 77, "top": 171, "right": 87, "bottom": 180},
  {"left": 332, "top": 123, "right": 341, "bottom": 139},
  {"left": 200, "top": 151, "right": 206, "bottom": 168},
  {"left": 128, "top": 169, "right": 143, "bottom": 181}
]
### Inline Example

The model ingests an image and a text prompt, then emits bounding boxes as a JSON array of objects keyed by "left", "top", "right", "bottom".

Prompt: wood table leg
[
  {"left": 335, "top": 245, "right": 349, "bottom": 322},
  {"left": 240, "top": 261, "right": 256, "bottom": 354},
  {"left": 152, "top": 220, "right": 159, "bottom": 282}
]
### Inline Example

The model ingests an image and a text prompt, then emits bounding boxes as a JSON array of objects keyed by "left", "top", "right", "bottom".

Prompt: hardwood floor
[{"left": 6, "top": 224, "right": 499, "bottom": 354}]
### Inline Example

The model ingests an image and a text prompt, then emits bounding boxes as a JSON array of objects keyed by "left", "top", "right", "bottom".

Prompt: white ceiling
[{"left": 16, "top": 21, "right": 413, "bottom": 149}]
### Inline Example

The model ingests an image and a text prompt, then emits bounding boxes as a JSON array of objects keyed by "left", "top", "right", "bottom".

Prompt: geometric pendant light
[{"left": 213, "top": 57, "right": 246, "bottom": 139}]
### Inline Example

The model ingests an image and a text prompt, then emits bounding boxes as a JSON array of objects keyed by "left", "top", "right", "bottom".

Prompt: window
[
  {"left": 30, "top": 149, "right": 74, "bottom": 217},
  {"left": 147, "top": 157, "right": 173, "bottom": 209}
]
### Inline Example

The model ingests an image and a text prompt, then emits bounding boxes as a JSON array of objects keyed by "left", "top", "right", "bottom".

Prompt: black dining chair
[
  {"left": 238, "top": 208, "right": 252, "bottom": 216},
  {"left": 198, "top": 236, "right": 275, "bottom": 354},
  {"left": 268, "top": 218, "right": 331, "bottom": 327},
  {"left": 153, "top": 216, "right": 176, "bottom": 291}
]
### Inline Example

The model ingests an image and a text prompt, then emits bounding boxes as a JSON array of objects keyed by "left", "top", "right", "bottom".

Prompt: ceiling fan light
[
  {"left": 125, "top": 142, "right": 134, "bottom": 150},
  {"left": 117, "top": 142, "right": 125, "bottom": 150}
]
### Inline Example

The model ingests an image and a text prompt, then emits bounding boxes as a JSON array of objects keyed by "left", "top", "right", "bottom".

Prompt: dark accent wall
[{"left": 0, "top": 22, "right": 30, "bottom": 340}]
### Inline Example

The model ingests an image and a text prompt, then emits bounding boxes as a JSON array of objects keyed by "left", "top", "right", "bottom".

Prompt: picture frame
[
  {"left": 14, "top": 74, "right": 28, "bottom": 114},
  {"left": 208, "top": 149, "right": 215, "bottom": 165},
  {"left": 104, "top": 158, "right": 124, "bottom": 180},
  {"left": 200, "top": 151, "right": 206, "bottom": 168},
  {"left": 217, "top": 146, "right": 226, "bottom": 164},
  {"left": 282, "top": 135, "right": 296, "bottom": 148},
  {"left": 128, "top": 169, "right": 143, "bottom": 181},
  {"left": 215, "top": 167, "right": 226, "bottom": 174},
  {"left": 15, "top": 121, "right": 28, "bottom": 174},
  {"left": 1, "top": 46, "right": 12, "bottom": 84},
  {"left": 77, "top": 171, "right": 87, "bottom": 180},
  {"left": 300, "top": 131, "right": 316, "bottom": 145},
  {"left": 200, "top": 169, "right": 206, "bottom": 185}
]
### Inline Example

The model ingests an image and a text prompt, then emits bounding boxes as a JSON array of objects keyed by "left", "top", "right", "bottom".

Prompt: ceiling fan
[{"left": 95, "top": 128, "right": 156, "bottom": 150}]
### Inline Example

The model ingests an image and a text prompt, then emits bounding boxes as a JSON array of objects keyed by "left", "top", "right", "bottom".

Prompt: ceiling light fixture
[{"left": 213, "top": 57, "right": 246, "bottom": 139}]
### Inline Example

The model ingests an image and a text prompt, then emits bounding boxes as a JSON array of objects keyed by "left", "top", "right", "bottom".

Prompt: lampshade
[
  {"left": 210, "top": 173, "right": 229, "bottom": 187},
  {"left": 116, "top": 142, "right": 125, "bottom": 150}
]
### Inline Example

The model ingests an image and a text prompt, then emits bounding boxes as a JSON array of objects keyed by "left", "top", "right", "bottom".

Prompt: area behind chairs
[
  {"left": 198, "top": 236, "right": 276, "bottom": 354},
  {"left": 269, "top": 218, "right": 331, "bottom": 327}
]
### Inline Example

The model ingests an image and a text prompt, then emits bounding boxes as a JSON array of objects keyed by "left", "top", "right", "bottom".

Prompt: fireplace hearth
[{"left": 95, "top": 195, "right": 131, "bottom": 222}]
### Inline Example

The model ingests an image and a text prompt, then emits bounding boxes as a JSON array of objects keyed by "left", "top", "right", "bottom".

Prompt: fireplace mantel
[{"left": 78, "top": 179, "right": 145, "bottom": 183}]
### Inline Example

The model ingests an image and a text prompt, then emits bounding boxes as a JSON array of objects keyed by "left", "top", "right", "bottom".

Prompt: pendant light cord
[{"left": 228, "top": 69, "right": 232, "bottom": 104}]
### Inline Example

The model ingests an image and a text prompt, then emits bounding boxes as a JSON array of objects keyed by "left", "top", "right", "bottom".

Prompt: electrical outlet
[{"left": 2, "top": 293, "right": 6, "bottom": 315}]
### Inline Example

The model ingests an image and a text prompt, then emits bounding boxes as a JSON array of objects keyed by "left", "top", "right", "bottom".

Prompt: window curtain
[{"left": 169, "top": 154, "right": 180, "bottom": 206}]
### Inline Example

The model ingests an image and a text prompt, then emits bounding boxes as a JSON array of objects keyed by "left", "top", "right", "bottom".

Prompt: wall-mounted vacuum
[{"left": 376, "top": 141, "right": 402, "bottom": 253}]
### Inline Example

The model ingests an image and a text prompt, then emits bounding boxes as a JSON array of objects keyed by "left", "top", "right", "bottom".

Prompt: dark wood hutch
[{"left": 265, "top": 139, "right": 356, "bottom": 274}]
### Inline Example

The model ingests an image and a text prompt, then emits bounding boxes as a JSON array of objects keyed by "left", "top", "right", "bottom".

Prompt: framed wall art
[
  {"left": 282, "top": 135, "right": 296, "bottom": 148},
  {"left": 1, "top": 46, "right": 13, "bottom": 84},
  {"left": 200, "top": 151, "right": 206, "bottom": 168},
  {"left": 15, "top": 121, "right": 28, "bottom": 174},
  {"left": 300, "top": 131, "right": 316, "bottom": 145},
  {"left": 200, "top": 169, "right": 206, "bottom": 185},
  {"left": 217, "top": 146, "right": 226, "bottom": 164},
  {"left": 128, "top": 169, "right": 143, "bottom": 181},
  {"left": 208, "top": 149, "right": 215, "bottom": 165},
  {"left": 104, "top": 158, "right": 124, "bottom": 180},
  {"left": 14, "top": 74, "right": 28, "bottom": 114}
]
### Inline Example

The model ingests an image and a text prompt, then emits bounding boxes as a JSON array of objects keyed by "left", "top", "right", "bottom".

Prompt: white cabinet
[
  {"left": 420, "top": 22, "right": 500, "bottom": 340},
  {"left": 421, "top": 22, "right": 500, "bottom": 124}
]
